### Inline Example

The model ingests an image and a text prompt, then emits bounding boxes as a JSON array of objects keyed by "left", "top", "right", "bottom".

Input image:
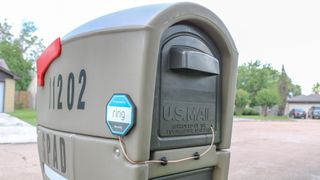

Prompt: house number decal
[{"left": 48, "top": 69, "right": 87, "bottom": 110}]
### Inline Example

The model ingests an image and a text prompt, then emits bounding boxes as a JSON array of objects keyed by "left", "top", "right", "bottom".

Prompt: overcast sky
[{"left": 1, "top": 0, "right": 319, "bottom": 95}]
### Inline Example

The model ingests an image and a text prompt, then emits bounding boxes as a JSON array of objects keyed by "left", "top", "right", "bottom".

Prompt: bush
[{"left": 242, "top": 108, "right": 259, "bottom": 115}]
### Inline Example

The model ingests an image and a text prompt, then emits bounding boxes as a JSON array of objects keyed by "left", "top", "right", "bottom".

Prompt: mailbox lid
[
  {"left": 151, "top": 24, "right": 221, "bottom": 150},
  {"left": 63, "top": 4, "right": 171, "bottom": 41}
]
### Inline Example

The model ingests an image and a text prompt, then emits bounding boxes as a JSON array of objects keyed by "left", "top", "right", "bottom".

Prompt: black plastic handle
[{"left": 169, "top": 47, "right": 220, "bottom": 75}]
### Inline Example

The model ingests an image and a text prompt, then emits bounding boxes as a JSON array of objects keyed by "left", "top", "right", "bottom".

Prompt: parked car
[
  {"left": 289, "top": 108, "right": 306, "bottom": 119},
  {"left": 308, "top": 106, "right": 320, "bottom": 119}
]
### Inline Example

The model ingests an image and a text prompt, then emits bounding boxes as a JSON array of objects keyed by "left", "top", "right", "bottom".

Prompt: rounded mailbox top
[
  {"left": 62, "top": 2, "right": 237, "bottom": 54},
  {"left": 63, "top": 3, "right": 171, "bottom": 41}
]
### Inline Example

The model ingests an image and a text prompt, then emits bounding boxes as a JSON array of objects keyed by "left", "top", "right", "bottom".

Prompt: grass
[
  {"left": 236, "top": 115, "right": 290, "bottom": 121},
  {"left": 9, "top": 109, "right": 36, "bottom": 126}
]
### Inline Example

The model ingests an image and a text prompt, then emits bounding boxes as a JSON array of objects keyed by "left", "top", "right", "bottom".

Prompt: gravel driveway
[
  {"left": 0, "top": 143, "right": 41, "bottom": 179},
  {"left": 230, "top": 119, "right": 320, "bottom": 180},
  {"left": 0, "top": 119, "right": 319, "bottom": 180}
]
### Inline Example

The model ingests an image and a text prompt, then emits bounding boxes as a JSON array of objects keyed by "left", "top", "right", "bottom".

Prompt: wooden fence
[{"left": 15, "top": 91, "right": 30, "bottom": 109}]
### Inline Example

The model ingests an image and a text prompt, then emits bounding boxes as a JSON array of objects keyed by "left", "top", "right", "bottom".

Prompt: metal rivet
[
  {"left": 194, "top": 152, "right": 200, "bottom": 160},
  {"left": 114, "top": 148, "right": 121, "bottom": 157},
  {"left": 160, "top": 157, "right": 168, "bottom": 166}
]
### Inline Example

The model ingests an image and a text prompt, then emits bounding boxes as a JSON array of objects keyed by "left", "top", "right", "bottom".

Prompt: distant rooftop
[
  {"left": 288, "top": 94, "right": 320, "bottom": 103},
  {"left": 0, "top": 59, "right": 9, "bottom": 71},
  {"left": 0, "top": 59, "right": 19, "bottom": 80}
]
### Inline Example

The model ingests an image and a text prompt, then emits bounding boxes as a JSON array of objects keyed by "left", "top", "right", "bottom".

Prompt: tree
[
  {"left": 237, "top": 60, "right": 301, "bottom": 113},
  {"left": 256, "top": 88, "right": 279, "bottom": 116},
  {"left": 0, "top": 41, "right": 32, "bottom": 90},
  {"left": 278, "top": 65, "right": 289, "bottom": 116},
  {"left": 312, "top": 83, "right": 320, "bottom": 94},
  {"left": 288, "top": 84, "right": 301, "bottom": 97},
  {"left": 235, "top": 89, "right": 250, "bottom": 115},
  {"left": 17, "top": 21, "right": 45, "bottom": 62},
  {"left": 0, "top": 20, "right": 43, "bottom": 90},
  {"left": 0, "top": 19, "right": 13, "bottom": 42},
  {"left": 237, "top": 60, "right": 279, "bottom": 106}
]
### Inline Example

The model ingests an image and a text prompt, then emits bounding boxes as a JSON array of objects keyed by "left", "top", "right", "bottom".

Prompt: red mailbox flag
[{"left": 36, "top": 38, "right": 61, "bottom": 86}]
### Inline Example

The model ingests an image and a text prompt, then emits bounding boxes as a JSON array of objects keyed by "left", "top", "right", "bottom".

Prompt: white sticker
[{"left": 106, "top": 106, "right": 132, "bottom": 124}]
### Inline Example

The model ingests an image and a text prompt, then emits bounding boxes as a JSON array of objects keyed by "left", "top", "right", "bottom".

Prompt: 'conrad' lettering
[{"left": 162, "top": 104, "right": 210, "bottom": 121}]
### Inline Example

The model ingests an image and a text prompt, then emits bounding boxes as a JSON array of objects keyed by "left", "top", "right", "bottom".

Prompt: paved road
[{"left": 0, "top": 119, "right": 319, "bottom": 179}]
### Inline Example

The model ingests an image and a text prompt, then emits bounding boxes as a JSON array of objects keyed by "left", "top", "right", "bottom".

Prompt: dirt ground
[
  {"left": 0, "top": 119, "right": 319, "bottom": 180},
  {"left": 0, "top": 143, "right": 42, "bottom": 180},
  {"left": 229, "top": 119, "right": 320, "bottom": 180}
]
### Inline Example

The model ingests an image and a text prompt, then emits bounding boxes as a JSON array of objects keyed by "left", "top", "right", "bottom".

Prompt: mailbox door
[
  {"left": 151, "top": 24, "right": 221, "bottom": 151},
  {"left": 150, "top": 168, "right": 213, "bottom": 180}
]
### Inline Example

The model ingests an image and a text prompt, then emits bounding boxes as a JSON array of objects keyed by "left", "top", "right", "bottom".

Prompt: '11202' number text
[{"left": 49, "top": 69, "right": 87, "bottom": 110}]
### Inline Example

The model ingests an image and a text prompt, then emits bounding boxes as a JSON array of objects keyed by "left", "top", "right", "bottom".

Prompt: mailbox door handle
[{"left": 169, "top": 47, "right": 220, "bottom": 75}]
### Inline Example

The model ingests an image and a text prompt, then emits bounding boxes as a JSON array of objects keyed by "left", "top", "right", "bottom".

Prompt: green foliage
[
  {"left": 237, "top": 60, "right": 301, "bottom": 111},
  {"left": 235, "top": 115, "right": 289, "bottom": 121},
  {"left": 0, "top": 41, "right": 32, "bottom": 90},
  {"left": 237, "top": 60, "right": 279, "bottom": 106},
  {"left": 256, "top": 88, "right": 280, "bottom": 116},
  {"left": 235, "top": 89, "right": 250, "bottom": 115},
  {"left": 312, "top": 82, "right": 320, "bottom": 94},
  {"left": 256, "top": 88, "right": 279, "bottom": 107},
  {"left": 0, "top": 20, "right": 43, "bottom": 90},
  {"left": 8, "top": 109, "right": 36, "bottom": 126},
  {"left": 288, "top": 84, "right": 301, "bottom": 96},
  {"left": 17, "top": 21, "right": 45, "bottom": 62},
  {"left": 0, "top": 19, "right": 13, "bottom": 42},
  {"left": 236, "top": 89, "right": 250, "bottom": 107},
  {"left": 242, "top": 108, "right": 259, "bottom": 115}
]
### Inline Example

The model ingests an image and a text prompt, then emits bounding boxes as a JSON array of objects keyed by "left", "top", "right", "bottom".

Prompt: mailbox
[
  {"left": 151, "top": 24, "right": 221, "bottom": 151},
  {"left": 36, "top": 3, "right": 238, "bottom": 180}
]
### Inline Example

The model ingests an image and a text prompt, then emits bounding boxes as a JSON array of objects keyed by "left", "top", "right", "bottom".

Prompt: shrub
[{"left": 242, "top": 108, "right": 259, "bottom": 115}]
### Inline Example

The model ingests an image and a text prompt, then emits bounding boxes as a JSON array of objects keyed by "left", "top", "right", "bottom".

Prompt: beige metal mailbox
[{"left": 36, "top": 3, "right": 238, "bottom": 180}]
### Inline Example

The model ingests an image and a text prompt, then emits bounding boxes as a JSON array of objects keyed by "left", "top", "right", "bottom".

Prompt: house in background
[
  {"left": 286, "top": 94, "right": 320, "bottom": 115},
  {"left": 0, "top": 59, "right": 20, "bottom": 112}
]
